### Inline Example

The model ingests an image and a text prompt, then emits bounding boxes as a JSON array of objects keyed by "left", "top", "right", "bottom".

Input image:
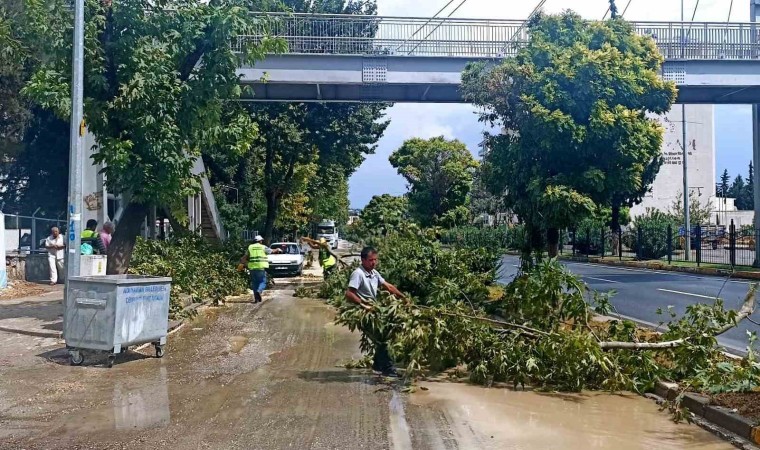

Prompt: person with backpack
[{"left": 80, "top": 219, "right": 107, "bottom": 255}]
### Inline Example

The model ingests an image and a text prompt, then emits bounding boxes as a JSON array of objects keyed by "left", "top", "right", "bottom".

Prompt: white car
[{"left": 267, "top": 242, "right": 305, "bottom": 276}]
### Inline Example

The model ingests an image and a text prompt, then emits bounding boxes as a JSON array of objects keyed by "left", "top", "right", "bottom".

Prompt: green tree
[
  {"left": 389, "top": 137, "right": 478, "bottom": 227},
  {"left": 669, "top": 190, "right": 712, "bottom": 226},
  {"left": 462, "top": 12, "right": 676, "bottom": 261},
  {"left": 359, "top": 194, "right": 409, "bottom": 236},
  {"left": 204, "top": 0, "right": 387, "bottom": 242},
  {"left": 719, "top": 169, "right": 730, "bottom": 198},
  {"left": 0, "top": 0, "right": 32, "bottom": 150},
  {"left": 469, "top": 163, "right": 506, "bottom": 224},
  {"left": 744, "top": 161, "right": 754, "bottom": 210},
  {"left": 21, "top": 0, "right": 284, "bottom": 273},
  {"left": 0, "top": 109, "right": 69, "bottom": 216},
  {"left": 232, "top": 101, "right": 386, "bottom": 243},
  {"left": 729, "top": 175, "right": 747, "bottom": 209}
]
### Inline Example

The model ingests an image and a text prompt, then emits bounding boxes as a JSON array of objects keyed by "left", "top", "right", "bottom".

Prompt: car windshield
[
  {"left": 271, "top": 244, "right": 300, "bottom": 255},
  {"left": 317, "top": 226, "right": 335, "bottom": 234}
]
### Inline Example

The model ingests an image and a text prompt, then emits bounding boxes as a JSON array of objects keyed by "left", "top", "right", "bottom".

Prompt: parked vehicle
[{"left": 268, "top": 242, "right": 305, "bottom": 276}]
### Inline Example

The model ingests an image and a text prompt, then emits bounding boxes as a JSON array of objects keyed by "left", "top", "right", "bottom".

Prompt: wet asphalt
[
  {"left": 0, "top": 276, "right": 732, "bottom": 450},
  {"left": 499, "top": 255, "right": 760, "bottom": 354}
]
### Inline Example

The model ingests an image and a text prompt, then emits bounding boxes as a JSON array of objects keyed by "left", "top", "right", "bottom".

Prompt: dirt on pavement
[
  {"left": 713, "top": 391, "right": 760, "bottom": 424},
  {"left": 0, "top": 279, "right": 734, "bottom": 450}
]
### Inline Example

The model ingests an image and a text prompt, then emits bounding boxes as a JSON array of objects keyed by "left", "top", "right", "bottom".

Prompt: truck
[{"left": 315, "top": 220, "right": 339, "bottom": 250}]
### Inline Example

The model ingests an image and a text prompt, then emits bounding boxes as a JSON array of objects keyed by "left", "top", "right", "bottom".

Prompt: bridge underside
[{"left": 238, "top": 55, "right": 760, "bottom": 104}]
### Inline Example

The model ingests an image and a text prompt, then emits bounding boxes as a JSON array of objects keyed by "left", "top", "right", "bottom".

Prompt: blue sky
[
  {"left": 348, "top": 0, "right": 754, "bottom": 208},
  {"left": 715, "top": 105, "right": 754, "bottom": 183}
]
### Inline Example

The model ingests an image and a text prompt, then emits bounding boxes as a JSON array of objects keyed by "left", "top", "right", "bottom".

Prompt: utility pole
[
  {"left": 680, "top": 0, "right": 691, "bottom": 261},
  {"left": 65, "top": 0, "right": 85, "bottom": 301}
]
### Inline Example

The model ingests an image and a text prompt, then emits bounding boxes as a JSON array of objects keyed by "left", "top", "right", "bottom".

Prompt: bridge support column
[{"left": 753, "top": 104, "right": 760, "bottom": 266}]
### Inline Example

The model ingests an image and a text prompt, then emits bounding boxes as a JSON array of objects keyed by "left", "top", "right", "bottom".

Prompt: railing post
[
  {"left": 637, "top": 227, "right": 643, "bottom": 260},
  {"left": 667, "top": 224, "right": 673, "bottom": 264},
  {"left": 572, "top": 228, "right": 576, "bottom": 256},
  {"left": 730, "top": 219, "right": 737, "bottom": 267},
  {"left": 618, "top": 227, "right": 623, "bottom": 261},
  {"left": 586, "top": 228, "right": 591, "bottom": 258},
  {"left": 696, "top": 225, "right": 702, "bottom": 266},
  {"left": 31, "top": 218, "right": 37, "bottom": 252}
]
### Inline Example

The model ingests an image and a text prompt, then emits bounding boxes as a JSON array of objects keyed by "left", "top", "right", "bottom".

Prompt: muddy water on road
[
  {"left": 0, "top": 282, "right": 735, "bottom": 450},
  {"left": 406, "top": 382, "right": 731, "bottom": 450}
]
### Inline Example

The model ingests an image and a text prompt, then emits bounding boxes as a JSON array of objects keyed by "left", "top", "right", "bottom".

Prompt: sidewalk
[{"left": 0, "top": 286, "right": 65, "bottom": 367}]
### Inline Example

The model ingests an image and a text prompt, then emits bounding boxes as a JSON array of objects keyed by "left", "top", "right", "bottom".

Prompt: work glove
[{"left": 236, "top": 263, "right": 245, "bottom": 272}]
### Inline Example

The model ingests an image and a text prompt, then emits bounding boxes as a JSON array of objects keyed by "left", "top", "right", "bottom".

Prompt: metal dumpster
[{"left": 65, "top": 275, "right": 172, "bottom": 367}]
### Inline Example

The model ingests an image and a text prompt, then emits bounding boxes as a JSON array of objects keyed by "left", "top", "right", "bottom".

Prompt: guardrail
[{"left": 239, "top": 13, "right": 760, "bottom": 60}]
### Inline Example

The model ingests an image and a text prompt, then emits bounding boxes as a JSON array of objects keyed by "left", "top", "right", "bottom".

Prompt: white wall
[{"left": 630, "top": 105, "right": 716, "bottom": 218}]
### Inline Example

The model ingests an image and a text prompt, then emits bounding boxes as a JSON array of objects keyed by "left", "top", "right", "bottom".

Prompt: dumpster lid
[{"left": 69, "top": 274, "right": 172, "bottom": 285}]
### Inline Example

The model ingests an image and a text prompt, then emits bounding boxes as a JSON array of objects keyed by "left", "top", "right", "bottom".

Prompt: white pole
[
  {"left": 64, "top": 0, "right": 85, "bottom": 334},
  {"left": 680, "top": 1, "right": 691, "bottom": 261}
]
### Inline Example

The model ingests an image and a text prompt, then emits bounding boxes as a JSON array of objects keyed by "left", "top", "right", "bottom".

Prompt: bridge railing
[{"left": 238, "top": 13, "right": 760, "bottom": 60}]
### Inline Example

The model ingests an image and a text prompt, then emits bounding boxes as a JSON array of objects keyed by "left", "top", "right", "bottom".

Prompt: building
[{"left": 629, "top": 105, "right": 716, "bottom": 219}]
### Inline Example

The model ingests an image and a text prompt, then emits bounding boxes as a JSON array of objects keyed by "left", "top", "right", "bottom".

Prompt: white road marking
[
  {"left": 657, "top": 288, "right": 720, "bottom": 300},
  {"left": 584, "top": 276, "right": 621, "bottom": 284},
  {"left": 570, "top": 261, "right": 750, "bottom": 284}
]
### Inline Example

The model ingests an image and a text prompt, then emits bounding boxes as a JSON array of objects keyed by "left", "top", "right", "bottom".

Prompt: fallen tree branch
[
  {"left": 300, "top": 237, "right": 350, "bottom": 268},
  {"left": 416, "top": 306, "right": 551, "bottom": 337},
  {"left": 599, "top": 284, "right": 757, "bottom": 350}
]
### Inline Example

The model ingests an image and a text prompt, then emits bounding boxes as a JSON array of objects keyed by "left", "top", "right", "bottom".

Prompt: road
[
  {"left": 499, "top": 255, "right": 760, "bottom": 355},
  {"left": 0, "top": 277, "right": 731, "bottom": 449}
]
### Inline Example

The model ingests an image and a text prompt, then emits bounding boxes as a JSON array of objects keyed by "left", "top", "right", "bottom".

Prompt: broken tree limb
[
  {"left": 599, "top": 284, "right": 757, "bottom": 350},
  {"left": 415, "top": 306, "right": 551, "bottom": 337},
  {"left": 300, "top": 237, "right": 350, "bottom": 267}
]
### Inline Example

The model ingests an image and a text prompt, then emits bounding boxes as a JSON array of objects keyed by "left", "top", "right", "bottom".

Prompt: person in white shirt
[{"left": 45, "top": 227, "right": 65, "bottom": 285}]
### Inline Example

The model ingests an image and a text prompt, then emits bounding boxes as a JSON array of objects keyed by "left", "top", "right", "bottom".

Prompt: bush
[
  {"left": 129, "top": 236, "right": 248, "bottom": 315},
  {"left": 631, "top": 209, "right": 676, "bottom": 259}
]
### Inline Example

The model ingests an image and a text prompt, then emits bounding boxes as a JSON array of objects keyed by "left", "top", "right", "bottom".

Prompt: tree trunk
[
  {"left": 107, "top": 202, "right": 149, "bottom": 275},
  {"left": 547, "top": 227, "right": 560, "bottom": 258},
  {"left": 161, "top": 206, "right": 190, "bottom": 238},
  {"left": 263, "top": 191, "right": 279, "bottom": 244}
]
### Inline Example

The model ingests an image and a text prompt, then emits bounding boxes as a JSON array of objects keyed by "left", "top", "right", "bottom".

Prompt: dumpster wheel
[
  {"left": 155, "top": 344, "right": 165, "bottom": 358},
  {"left": 107, "top": 354, "right": 115, "bottom": 368},
  {"left": 69, "top": 351, "right": 84, "bottom": 366}
]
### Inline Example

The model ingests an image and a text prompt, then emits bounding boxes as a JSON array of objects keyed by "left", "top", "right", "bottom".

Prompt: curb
[
  {"left": 556, "top": 255, "right": 760, "bottom": 281},
  {"left": 655, "top": 381, "right": 760, "bottom": 448}
]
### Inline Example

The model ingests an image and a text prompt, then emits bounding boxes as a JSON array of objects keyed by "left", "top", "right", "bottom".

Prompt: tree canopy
[
  {"left": 358, "top": 194, "right": 409, "bottom": 236},
  {"left": 462, "top": 12, "right": 676, "bottom": 258},
  {"left": 204, "top": 0, "right": 388, "bottom": 242},
  {"left": 389, "top": 136, "right": 477, "bottom": 227},
  {"left": 20, "top": 0, "right": 285, "bottom": 272}
]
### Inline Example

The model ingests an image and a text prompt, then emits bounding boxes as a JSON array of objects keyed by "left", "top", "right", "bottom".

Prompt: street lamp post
[
  {"left": 680, "top": 0, "right": 691, "bottom": 261},
  {"left": 64, "top": 0, "right": 85, "bottom": 336},
  {"left": 220, "top": 185, "right": 240, "bottom": 204}
]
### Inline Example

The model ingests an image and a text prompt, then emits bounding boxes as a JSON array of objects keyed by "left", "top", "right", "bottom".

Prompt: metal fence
[
  {"left": 241, "top": 13, "right": 760, "bottom": 60},
  {"left": 3, "top": 213, "right": 66, "bottom": 254},
  {"left": 563, "top": 221, "right": 758, "bottom": 268}
]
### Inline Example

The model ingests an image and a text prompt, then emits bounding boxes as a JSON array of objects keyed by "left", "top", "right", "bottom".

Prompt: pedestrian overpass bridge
[{"left": 236, "top": 13, "right": 760, "bottom": 104}]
